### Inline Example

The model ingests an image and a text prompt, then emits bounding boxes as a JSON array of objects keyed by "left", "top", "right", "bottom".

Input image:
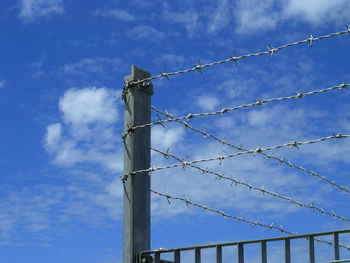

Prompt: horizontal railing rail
[{"left": 140, "top": 229, "right": 350, "bottom": 263}]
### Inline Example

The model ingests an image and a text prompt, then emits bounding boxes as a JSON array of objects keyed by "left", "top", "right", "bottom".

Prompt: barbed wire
[
  {"left": 151, "top": 106, "right": 350, "bottom": 194},
  {"left": 151, "top": 189, "right": 350, "bottom": 250},
  {"left": 122, "top": 83, "right": 349, "bottom": 136},
  {"left": 151, "top": 147, "right": 350, "bottom": 222},
  {"left": 122, "top": 27, "right": 350, "bottom": 98},
  {"left": 121, "top": 133, "right": 350, "bottom": 180},
  {"left": 151, "top": 189, "right": 295, "bottom": 234}
]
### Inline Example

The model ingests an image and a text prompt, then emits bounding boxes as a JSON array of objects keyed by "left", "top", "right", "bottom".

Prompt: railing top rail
[
  {"left": 141, "top": 229, "right": 350, "bottom": 255},
  {"left": 321, "top": 260, "right": 350, "bottom": 263}
]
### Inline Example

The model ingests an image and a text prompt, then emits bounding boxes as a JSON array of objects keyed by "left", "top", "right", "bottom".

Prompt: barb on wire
[
  {"left": 231, "top": 50, "right": 238, "bottom": 67},
  {"left": 307, "top": 34, "right": 314, "bottom": 47},
  {"left": 123, "top": 83, "right": 349, "bottom": 135},
  {"left": 120, "top": 133, "right": 350, "bottom": 180},
  {"left": 122, "top": 27, "right": 350, "bottom": 95},
  {"left": 152, "top": 147, "right": 350, "bottom": 222},
  {"left": 151, "top": 189, "right": 350, "bottom": 250}
]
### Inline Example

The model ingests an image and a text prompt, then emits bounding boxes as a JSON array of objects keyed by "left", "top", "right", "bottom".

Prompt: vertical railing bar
[
  {"left": 238, "top": 243, "right": 244, "bottom": 263},
  {"left": 285, "top": 239, "right": 291, "bottom": 263},
  {"left": 309, "top": 236, "right": 315, "bottom": 263},
  {"left": 195, "top": 248, "right": 201, "bottom": 263},
  {"left": 216, "top": 245, "right": 222, "bottom": 263},
  {"left": 155, "top": 252, "right": 161, "bottom": 263},
  {"left": 174, "top": 250, "right": 180, "bottom": 263},
  {"left": 334, "top": 233, "right": 340, "bottom": 261},
  {"left": 261, "top": 241, "right": 267, "bottom": 263}
]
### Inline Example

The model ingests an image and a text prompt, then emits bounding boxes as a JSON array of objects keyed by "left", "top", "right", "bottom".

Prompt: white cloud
[
  {"left": 234, "top": 0, "right": 350, "bottom": 33},
  {"left": 19, "top": 0, "right": 64, "bottom": 21},
  {"left": 44, "top": 87, "right": 123, "bottom": 171},
  {"left": 196, "top": 94, "right": 220, "bottom": 111},
  {"left": 59, "top": 87, "right": 118, "bottom": 128},
  {"left": 93, "top": 8, "right": 135, "bottom": 22}
]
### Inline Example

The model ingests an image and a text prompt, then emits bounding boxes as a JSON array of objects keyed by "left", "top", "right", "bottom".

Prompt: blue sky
[{"left": 1, "top": 0, "right": 350, "bottom": 262}]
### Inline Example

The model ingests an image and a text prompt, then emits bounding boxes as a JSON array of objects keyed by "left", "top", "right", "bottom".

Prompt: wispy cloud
[
  {"left": 283, "top": 0, "right": 350, "bottom": 24},
  {"left": 125, "top": 25, "right": 165, "bottom": 41},
  {"left": 207, "top": 0, "right": 232, "bottom": 34},
  {"left": 92, "top": 8, "right": 135, "bottom": 22},
  {"left": 19, "top": 0, "right": 64, "bottom": 22},
  {"left": 62, "top": 57, "right": 121, "bottom": 76},
  {"left": 0, "top": 170, "right": 123, "bottom": 245},
  {"left": 162, "top": 9, "right": 199, "bottom": 35},
  {"left": 161, "top": 1, "right": 350, "bottom": 35},
  {"left": 234, "top": 0, "right": 280, "bottom": 33},
  {"left": 196, "top": 94, "right": 220, "bottom": 111},
  {"left": 234, "top": 0, "right": 350, "bottom": 33},
  {"left": 0, "top": 79, "right": 5, "bottom": 89},
  {"left": 152, "top": 126, "right": 185, "bottom": 149}
]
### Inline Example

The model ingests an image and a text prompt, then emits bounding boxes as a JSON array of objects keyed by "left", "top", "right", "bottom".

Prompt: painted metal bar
[
  {"left": 334, "top": 233, "right": 340, "bottom": 261},
  {"left": 309, "top": 236, "right": 315, "bottom": 263},
  {"left": 238, "top": 243, "right": 244, "bottom": 263},
  {"left": 154, "top": 252, "right": 160, "bottom": 263},
  {"left": 321, "top": 260, "right": 350, "bottom": 263},
  {"left": 216, "top": 245, "right": 222, "bottom": 263},
  {"left": 261, "top": 241, "right": 267, "bottom": 263},
  {"left": 195, "top": 248, "right": 201, "bottom": 263},
  {"left": 285, "top": 239, "right": 291, "bottom": 263},
  {"left": 174, "top": 250, "right": 180, "bottom": 263}
]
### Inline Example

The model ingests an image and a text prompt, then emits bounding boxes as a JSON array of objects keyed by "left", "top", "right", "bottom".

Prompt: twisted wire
[
  {"left": 121, "top": 133, "right": 350, "bottom": 180},
  {"left": 122, "top": 28, "right": 350, "bottom": 98},
  {"left": 152, "top": 147, "right": 350, "bottom": 222},
  {"left": 151, "top": 189, "right": 350, "bottom": 250},
  {"left": 151, "top": 106, "right": 350, "bottom": 194},
  {"left": 123, "top": 83, "right": 349, "bottom": 135}
]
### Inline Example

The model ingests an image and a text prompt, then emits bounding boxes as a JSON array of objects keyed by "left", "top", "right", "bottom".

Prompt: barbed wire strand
[
  {"left": 121, "top": 133, "right": 350, "bottom": 180},
  {"left": 151, "top": 106, "right": 350, "bottom": 194},
  {"left": 151, "top": 189, "right": 350, "bottom": 250},
  {"left": 151, "top": 147, "right": 350, "bottom": 222},
  {"left": 123, "top": 83, "right": 349, "bottom": 135},
  {"left": 122, "top": 27, "right": 350, "bottom": 98}
]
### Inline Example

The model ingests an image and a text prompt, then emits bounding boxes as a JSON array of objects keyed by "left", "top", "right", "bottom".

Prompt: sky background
[{"left": 1, "top": 0, "right": 350, "bottom": 262}]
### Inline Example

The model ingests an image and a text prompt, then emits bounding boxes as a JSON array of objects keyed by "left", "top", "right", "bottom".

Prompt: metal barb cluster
[
  {"left": 121, "top": 80, "right": 153, "bottom": 101},
  {"left": 122, "top": 28, "right": 350, "bottom": 95},
  {"left": 151, "top": 147, "right": 350, "bottom": 222},
  {"left": 120, "top": 133, "right": 350, "bottom": 180},
  {"left": 151, "top": 105, "right": 350, "bottom": 194},
  {"left": 123, "top": 83, "right": 349, "bottom": 135}
]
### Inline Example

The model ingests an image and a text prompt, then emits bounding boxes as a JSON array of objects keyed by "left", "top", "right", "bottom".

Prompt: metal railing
[{"left": 140, "top": 229, "right": 350, "bottom": 263}]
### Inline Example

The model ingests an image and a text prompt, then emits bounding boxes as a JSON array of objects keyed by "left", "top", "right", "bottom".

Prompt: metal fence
[{"left": 140, "top": 229, "right": 350, "bottom": 263}]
